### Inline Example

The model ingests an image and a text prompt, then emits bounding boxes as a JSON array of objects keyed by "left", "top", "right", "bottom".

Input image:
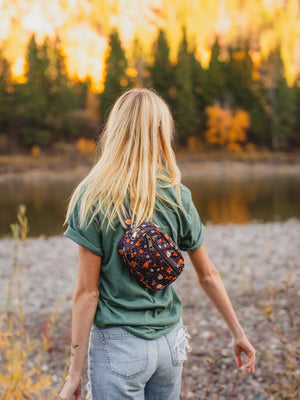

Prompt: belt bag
[{"left": 117, "top": 215, "right": 185, "bottom": 291}]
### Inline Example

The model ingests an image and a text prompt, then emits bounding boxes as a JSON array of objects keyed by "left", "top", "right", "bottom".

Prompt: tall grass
[{"left": 0, "top": 205, "right": 54, "bottom": 400}]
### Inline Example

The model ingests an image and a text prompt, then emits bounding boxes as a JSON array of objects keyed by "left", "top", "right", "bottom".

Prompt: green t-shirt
[{"left": 63, "top": 182, "right": 205, "bottom": 340}]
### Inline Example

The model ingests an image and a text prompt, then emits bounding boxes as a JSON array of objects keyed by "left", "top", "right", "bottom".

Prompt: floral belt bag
[{"left": 117, "top": 216, "right": 185, "bottom": 291}]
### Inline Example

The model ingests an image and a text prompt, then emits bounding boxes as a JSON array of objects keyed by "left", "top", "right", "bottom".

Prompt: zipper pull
[{"left": 146, "top": 234, "right": 154, "bottom": 250}]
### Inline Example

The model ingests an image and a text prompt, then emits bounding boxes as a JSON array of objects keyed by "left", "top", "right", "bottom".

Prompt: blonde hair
[{"left": 64, "top": 88, "right": 182, "bottom": 230}]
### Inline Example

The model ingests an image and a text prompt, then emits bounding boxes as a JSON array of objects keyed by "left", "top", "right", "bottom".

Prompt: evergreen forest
[{"left": 0, "top": 29, "right": 299, "bottom": 154}]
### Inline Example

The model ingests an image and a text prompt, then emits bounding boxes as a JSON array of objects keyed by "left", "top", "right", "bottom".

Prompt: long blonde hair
[{"left": 64, "top": 88, "right": 182, "bottom": 230}]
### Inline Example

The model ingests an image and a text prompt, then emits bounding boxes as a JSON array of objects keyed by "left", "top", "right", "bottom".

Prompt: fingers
[
  {"left": 242, "top": 361, "right": 254, "bottom": 374},
  {"left": 234, "top": 353, "right": 243, "bottom": 368},
  {"left": 75, "top": 381, "right": 82, "bottom": 400},
  {"left": 241, "top": 352, "right": 256, "bottom": 374},
  {"left": 59, "top": 380, "right": 81, "bottom": 400},
  {"left": 232, "top": 337, "right": 256, "bottom": 374},
  {"left": 75, "top": 387, "right": 82, "bottom": 400}
]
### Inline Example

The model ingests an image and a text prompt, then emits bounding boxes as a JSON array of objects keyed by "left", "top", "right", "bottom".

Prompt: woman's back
[{"left": 64, "top": 178, "right": 205, "bottom": 339}]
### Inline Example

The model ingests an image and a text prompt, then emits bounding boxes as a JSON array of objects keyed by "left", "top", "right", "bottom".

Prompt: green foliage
[
  {"left": 149, "top": 30, "right": 175, "bottom": 107},
  {"left": 248, "top": 97, "right": 271, "bottom": 147},
  {"left": 16, "top": 35, "right": 52, "bottom": 146},
  {"left": 174, "top": 28, "right": 198, "bottom": 141},
  {"left": 47, "top": 36, "right": 79, "bottom": 138},
  {"left": 189, "top": 47, "right": 207, "bottom": 137},
  {"left": 24, "top": 35, "right": 50, "bottom": 118},
  {"left": 293, "top": 84, "right": 300, "bottom": 147},
  {"left": 0, "top": 52, "right": 12, "bottom": 132},
  {"left": 130, "top": 36, "right": 147, "bottom": 88},
  {"left": 99, "top": 29, "right": 132, "bottom": 121},
  {"left": 257, "top": 48, "right": 297, "bottom": 150},
  {"left": 203, "top": 38, "right": 227, "bottom": 105},
  {"left": 20, "top": 127, "right": 52, "bottom": 147},
  {"left": 146, "top": 31, "right": 298, "bottom": 150},
  {"left": 273, "top": 76, "right": 296, "bottom": 150},
  {"left": 224, "top": 42, "right": 271, "bottom": 147},
  {"left": 226, "top": 43, "right": 255, "bottom": 110},
  {"left": 15, "top": 34, "right": 81, "bottom": 147},
  {"left": 0, "top": 27, "right": 298, "bottom": 152}
]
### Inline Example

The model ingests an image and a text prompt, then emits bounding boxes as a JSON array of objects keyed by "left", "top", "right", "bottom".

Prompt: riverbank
[
  {"left": 1, "top": 150, "right": 300, "bottom": 182},
  {"left": 1, "top": 220, "right": 299, "bottom": 399}
]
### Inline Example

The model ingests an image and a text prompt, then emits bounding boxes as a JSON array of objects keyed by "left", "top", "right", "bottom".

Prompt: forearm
[
  {"left": 188, "top": 246, "right": 255, "bottom": 373},
  {"left": 68, "top": 289, "right": 99, "bottom": 377},
  {"left": 198, "top": 271, "right": 245, "bottom": 339}
]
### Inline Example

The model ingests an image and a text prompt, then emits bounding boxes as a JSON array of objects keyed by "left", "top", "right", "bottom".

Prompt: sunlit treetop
[{"left": 0, "top": 0, "right": 299, "bottom": 90}]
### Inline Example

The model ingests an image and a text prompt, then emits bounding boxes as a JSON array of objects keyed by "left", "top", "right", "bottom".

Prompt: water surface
[{"left": 0, "top": 173, "right": 299, "bottom": 238}]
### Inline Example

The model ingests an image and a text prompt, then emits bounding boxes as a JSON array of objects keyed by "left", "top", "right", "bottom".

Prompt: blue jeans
[{"left": 86, "top": 319, "right": 191, "bottom": 400}]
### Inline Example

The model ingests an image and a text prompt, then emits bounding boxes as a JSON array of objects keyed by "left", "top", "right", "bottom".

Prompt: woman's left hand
[
  {"left": 232, "top": 334, "right": 256, "bottom": 374},
  {"left": 58, "top": 376, "right": 82, "bottom": 400}
]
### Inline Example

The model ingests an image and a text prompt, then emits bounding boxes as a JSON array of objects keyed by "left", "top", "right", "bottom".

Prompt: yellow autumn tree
[
  {"left": 205, "top": 105, "right": 250, "bottom": 151},
  {"left": 76, "top": 138, "right": 96, "bottom": 154}
]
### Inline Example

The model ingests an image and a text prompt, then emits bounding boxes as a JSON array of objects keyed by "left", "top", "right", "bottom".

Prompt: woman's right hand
[
  {"left": 58, "top": 375, "right": 82, "bottom": 400},
  {"left": 232, "top": 334, "right": 256, "bottom": 374}
]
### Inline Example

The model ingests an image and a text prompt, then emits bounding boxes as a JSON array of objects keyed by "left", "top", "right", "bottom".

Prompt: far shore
[{"left": 0, "top": 151, "right": 300, "bottom": 183}]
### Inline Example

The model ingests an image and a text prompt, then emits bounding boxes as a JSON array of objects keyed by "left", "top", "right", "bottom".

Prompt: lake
[{"left": 1, "top": 170, "right": 299, "bottom": 238}]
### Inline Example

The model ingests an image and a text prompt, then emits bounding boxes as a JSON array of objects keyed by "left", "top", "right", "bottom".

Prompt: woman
[{"left": 58, "top": 88, "right": 255, "bottom": 400}]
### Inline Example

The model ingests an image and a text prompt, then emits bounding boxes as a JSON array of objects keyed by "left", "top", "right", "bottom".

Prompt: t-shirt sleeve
[
  {"left": 63, "top": 201, "right": 104, "bottom": 257},
  {"left": 178, "top": 186, "right": 205, "bottom": 252}
]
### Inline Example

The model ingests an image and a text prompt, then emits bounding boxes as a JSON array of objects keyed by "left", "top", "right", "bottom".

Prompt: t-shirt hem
[{"left": 122, "top": 318, "right": 181, "bottom": 340}]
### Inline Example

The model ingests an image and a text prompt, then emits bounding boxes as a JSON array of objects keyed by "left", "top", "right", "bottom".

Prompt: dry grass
[{"left": 0, "top": 205, "right": 62, "bottom": 399}]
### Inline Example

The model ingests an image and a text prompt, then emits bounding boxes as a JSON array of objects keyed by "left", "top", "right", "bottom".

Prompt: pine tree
[
  {"left": 203, "top": 37, "right": 227, "bottom": 105},
  {"left": 99, "top": 30, "right": 132, "bottom": 121},
  {"left": 174, "top": 28, "right": 198, "bottom": 142},
  {"left": 48, "top": 36, "right": 79, "bottom": 138},
  {"left": 248, "top": 86, "right": 271, "bottom": 148},
  {"left": 149, "top": 30, "right": 174, "bottom": 107},
  {"left": 0, "top": 52, "right": 11, "bottom": 132},
  {"left": 18, "top": 34, "right": 52, "bottom": 146},
  {"left": 131, "top": 36, "right": 146, "bottom": 88},
  {"left": 225, "top": 42, "right": 267, "bottom": 148},
  {"left": 189, "top": 47, "right": 207, "bottom": 136},
  {"left": 261, "top": 48, "right": 296, "bottom": 150},
  {"left": 15, "top": 35, "right": 82, "bottom": 146},
  {"left": 226, "top": 42, "right": 255, "bottom": 110},
  {"left": 273, "top": 76, "right": 296, "bottom": 149},
  {"left": 293, "top": 82, "right": 300, "bottom": 147}
]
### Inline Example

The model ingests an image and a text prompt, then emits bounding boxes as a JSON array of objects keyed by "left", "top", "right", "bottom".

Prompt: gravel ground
[{"left": 1, "top": 219, "right": 299, "bottom": 399}]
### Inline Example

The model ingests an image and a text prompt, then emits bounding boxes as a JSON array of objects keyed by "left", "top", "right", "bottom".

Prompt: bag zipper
[{"left": 145, "top": 234, "right": 180, "bottom": 274}]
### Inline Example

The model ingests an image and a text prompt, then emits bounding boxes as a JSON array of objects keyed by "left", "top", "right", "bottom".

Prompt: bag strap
[{"left": 123, "top": 204, "right": 134, "bottom": 230}]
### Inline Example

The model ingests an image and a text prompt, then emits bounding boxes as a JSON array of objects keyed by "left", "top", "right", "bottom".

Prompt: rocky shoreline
[
  {"left": 1, "top": 219, "right": 299, "bottom": 399},
  {"left": 1, "top": 219, "right": 299, "bottom": 314}
]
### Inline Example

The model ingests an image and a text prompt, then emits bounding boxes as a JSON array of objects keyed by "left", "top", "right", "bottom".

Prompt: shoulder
[
  {"left": 156, "top": 180, "right": 193, "bottom": 212},
  {"left": 68, "top": 185, "right": 101, "bottom": 231},
  {"left": 179, "top": 182, "right": 192, "bottom": 199},
  {"left": 179, "top": 182, "right": 193, "bottom": 210}
]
